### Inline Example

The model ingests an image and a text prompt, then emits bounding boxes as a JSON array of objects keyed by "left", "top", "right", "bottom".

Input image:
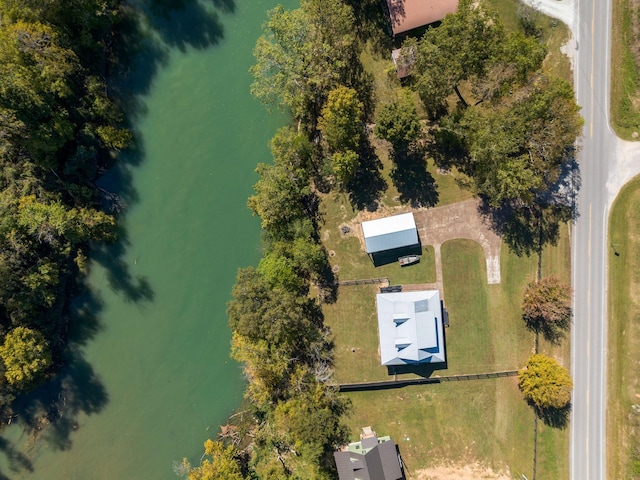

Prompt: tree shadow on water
[
  {"left": 0, "top": 437, "right": 33, "bottom": 478},
  {"left": 8, "top": 353, "right": 109, "bottom": 453},
  {"left": 143, "top": 0, "right": 227, "bottom": 52},
  {"left": 0, "top": 288, "right": 109, "bottom": 478},
  {"left": 91, "top": 233, "right": 155, "bottom": 304}
]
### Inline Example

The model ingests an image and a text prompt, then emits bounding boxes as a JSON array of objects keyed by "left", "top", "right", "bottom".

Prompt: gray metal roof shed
[{"left": 361, "top": 213, "right": 419, "bottom": 254}]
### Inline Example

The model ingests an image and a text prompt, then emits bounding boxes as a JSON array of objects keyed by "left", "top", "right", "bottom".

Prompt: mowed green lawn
[
  {"left": 608, "top": 177, "right": 640, "bottom": 478},
  {"left": 323, "top": 234, "right": 570, "bottom": 477}
]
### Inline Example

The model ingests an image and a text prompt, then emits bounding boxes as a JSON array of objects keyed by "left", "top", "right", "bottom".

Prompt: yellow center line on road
[
  {"left": 590, "top": 2, "right": 596, "bottom": 138},
  {"left": 586, "top": 203, "right": 592, "bottom": 474}
]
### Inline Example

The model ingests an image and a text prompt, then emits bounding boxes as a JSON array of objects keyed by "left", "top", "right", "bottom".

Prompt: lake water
[{"left": 0, "top": 0, "right": 293, "bottom": 478}]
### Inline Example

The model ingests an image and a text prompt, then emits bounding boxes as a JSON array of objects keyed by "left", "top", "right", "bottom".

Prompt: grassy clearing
[
  {"left": 611, "top": 0, "right": 640, "bottom": 139},
  {"left": 323, "top": 234, "right": 570, "bottom": 476},
  {"left": 343, "top": 379, "right": 532, "bottom": 476},
  {"left": 608, "top": 176, "right": 640, "bottom": 478}
]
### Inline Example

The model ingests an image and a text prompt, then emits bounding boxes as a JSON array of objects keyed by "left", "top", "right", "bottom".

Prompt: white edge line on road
[{"left": 601, "top": 205, "right": 609, "bottom": 480}]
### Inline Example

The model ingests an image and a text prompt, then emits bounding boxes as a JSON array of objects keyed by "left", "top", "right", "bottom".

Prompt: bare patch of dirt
[{"left": 413, "top": 462, "right": 511, "bottom": 480}]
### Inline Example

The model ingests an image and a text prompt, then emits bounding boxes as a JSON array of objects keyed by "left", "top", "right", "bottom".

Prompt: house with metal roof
[
  {"left": 376, "top": 290, "right": 445, "bottom": 366},
  {"left": 334, "top": 427, "right": 403, "bottom": 480},
  {"left": 385, "top": 0, "right": 459, "bottom": 36},
  {"left": 361, "top": 213, "right": 419, "bottom": 255}
]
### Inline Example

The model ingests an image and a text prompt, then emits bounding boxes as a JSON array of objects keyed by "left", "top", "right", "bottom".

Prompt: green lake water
[{"left": 0, "top": 0, "right": 293, "bottom": 478}]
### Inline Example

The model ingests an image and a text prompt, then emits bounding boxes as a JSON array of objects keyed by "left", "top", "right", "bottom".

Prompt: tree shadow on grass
[
  {"left": 535, "top": 402, "right": 571, "bottom": 429},
  {"left": 347, "top": 140, "right": 387, "bottom": 211},
  {"left": 478, "top": 155, "right": 580, "bottom": 256},
  {"left": 390, "top": 145, "right": 439, "bottom": 208},
  {"left": 479, "top": 200, "right": 574, "bottom": 257}
]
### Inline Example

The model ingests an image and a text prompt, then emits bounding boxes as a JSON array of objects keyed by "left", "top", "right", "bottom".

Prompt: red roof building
[{"left": 385, "top": 0, "right": 459, "bottom": 35}]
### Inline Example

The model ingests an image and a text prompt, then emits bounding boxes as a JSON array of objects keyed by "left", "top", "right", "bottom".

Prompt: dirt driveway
[{"left": 352, "top": 199, "right": 502, "bottom": 296}]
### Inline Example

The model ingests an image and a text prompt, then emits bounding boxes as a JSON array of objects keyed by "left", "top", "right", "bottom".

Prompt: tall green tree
[
  {"left": 331, "top": 150, "right": 359, "bottom": 187},
  {"left": 247, "top": 160, "right": 311, "bottom": 239},
  {"left": 250, "top": 0, "right": 358, "bottom": 121},
  {"left": 182, "top": 439, "right": 245, "bottom": 480},
  {"left": 440, "top": 75, "right": 582, "bottom": 208},
  {"left": 318, "top": 86, "right": 363, "bottom": 152},
  {"left": 403, "top": 0, "right": 545, "bottom": 113},
  {"left": 0, "top": 326, "right": 51, "bottom": 387},
  {"left": 374, "top": 92, "right": 422, "bottom": 151}
]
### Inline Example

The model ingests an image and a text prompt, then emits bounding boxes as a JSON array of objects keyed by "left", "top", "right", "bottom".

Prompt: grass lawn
[
  {"left": 608, "top": 176, "right": 640, "bottom": 478},
  {"left": 611, "top": 0, "right": 640, "bottom": 139},
  {"left": 323, "top": 233, "right": 570, "bottom": 477}
]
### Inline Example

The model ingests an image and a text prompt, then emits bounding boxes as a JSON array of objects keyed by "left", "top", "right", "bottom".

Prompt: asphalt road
[{"left": 571, "top": 0, "right": 617, "bottom": 478}]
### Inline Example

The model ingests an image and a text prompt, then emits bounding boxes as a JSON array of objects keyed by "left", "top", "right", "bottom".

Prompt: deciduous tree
[
  {"left": 374, "top": 93, "right": 422, "bottom": 151},
  {"left": 250, "top": 0, "right": 357, "bottom": 121},
  {"left": 318, "top": 86, "right": 363, "bottom": 152},
  {"left": 182, "top": 439, "right": 245, "bottom": 480},
  {"left": 522, "top": 276, "right": 572, "bottom": 343},
  {"left": 0, "top": 326, "right": 51, "bottom": 387},
  {"left": 331, "top": 150, "right": 359, "bottom": 187},
  {"left": 518, "top": 354, "right": 572, "bottom": 410}
]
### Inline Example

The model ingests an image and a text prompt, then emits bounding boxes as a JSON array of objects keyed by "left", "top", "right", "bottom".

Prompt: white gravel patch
[
  {"left": 521, "top": 0, "right": 575, "bottom": 31},
  {"left": 608, "top": 140, "right": 640, "bottom": 204}
]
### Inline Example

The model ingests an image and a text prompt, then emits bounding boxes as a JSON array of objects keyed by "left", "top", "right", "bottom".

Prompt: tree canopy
[
  {"left": 522, "top": 276, "right": 572, "bottom": 342},
  {"left": 402, "top": 0, "right": 580, "bottom": 215},
  {"left": 518, "top": 354, "right": 572, "bottom": 410},
  {"left": 250, "top": 0, "right": 358, "bottom": 122},
  {"left": 374, "top": 92, "right": 422, "bottom": 151},
  {"left": 0, "top": 0, "right": 129, "bottom": 411},
  {"left": 0, "top": 326, "right": 51, "bottom": 387},
  {"left": 318, "top": 86, "right": 363, "bottom": 153},
  {"left": 182, "top": 440, "right": 245, "bottom": 480}
]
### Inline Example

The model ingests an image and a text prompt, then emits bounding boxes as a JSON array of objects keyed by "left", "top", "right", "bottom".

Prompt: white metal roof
[
  {"left": 361, "top": 212, "right": 419, "bottom": 254},
  {"left": 376, "top": 290, "right": 445, "bottom": 366}
]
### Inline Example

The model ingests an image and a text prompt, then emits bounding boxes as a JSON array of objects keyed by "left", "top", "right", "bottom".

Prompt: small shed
[
  {"left": 361, "top": 212, "right": 419, "bottom": 254},
  {"left": 392, "top": 48, "right": 414, "bottom": 79}
]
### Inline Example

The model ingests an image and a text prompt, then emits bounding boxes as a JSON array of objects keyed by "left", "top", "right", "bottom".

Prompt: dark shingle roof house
[{"left": 334, "top": 427, "right": 404, "bottom": 480}]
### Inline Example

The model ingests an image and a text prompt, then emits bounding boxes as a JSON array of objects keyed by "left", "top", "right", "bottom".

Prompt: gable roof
[
  {"left": 376, "top": 290, "right": 445, "bottom": 366},
  {"left": 334, "top": 436, "right": 403, "bottom": 480},
  {"left": 361, "top": 213, "right": 419, "bottom": 254},
  {"left": 386, "top": 0, "right": 459, "bottom": 35}
]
